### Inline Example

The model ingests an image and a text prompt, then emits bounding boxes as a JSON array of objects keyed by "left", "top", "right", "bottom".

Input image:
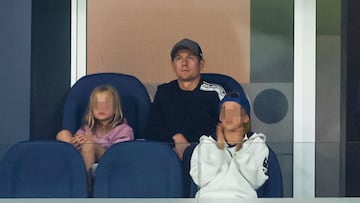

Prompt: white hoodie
[{"left": 190, "top": 133, "right": 269, "bottom": 199}]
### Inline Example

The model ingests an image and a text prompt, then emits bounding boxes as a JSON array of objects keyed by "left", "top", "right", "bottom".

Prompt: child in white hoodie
[{"left": 190, "top": 92, "right": 269, "bottom": 199}]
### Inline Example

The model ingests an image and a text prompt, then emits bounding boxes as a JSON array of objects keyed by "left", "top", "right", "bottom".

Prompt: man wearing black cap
[{"left": 145, "top": 38, "right": 226, "bottom": 160}]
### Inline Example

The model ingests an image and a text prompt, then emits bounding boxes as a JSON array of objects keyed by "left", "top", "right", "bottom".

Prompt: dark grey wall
[
  {"left": 344, "top": 0, "right": 360, "bottom": 197},
  {"left": 251, "top": 0, "right": 294, "bottom": 83},
  {"left": 30, "top": 0, "right": 71, "bottom": 140},
  {"left": 0, "top": 0, "right": 71, "bottom": 160},
  {"left": 0, "top": 0, "right": 32, "bottom": 158},
  {"left": 316, "top": 0, "right": 343, "bottom": 197}
]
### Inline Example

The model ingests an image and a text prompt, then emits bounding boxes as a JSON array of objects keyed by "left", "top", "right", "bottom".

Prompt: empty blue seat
[
  {"left": 93, "top": 140, "right": 183, "bottom": 197},
  {"left": 0, "top": 140, "right": 88, "bottom": 198}
]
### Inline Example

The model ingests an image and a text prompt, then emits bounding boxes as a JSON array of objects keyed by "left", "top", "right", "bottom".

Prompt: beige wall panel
[{"left": 87, "top": 0, "right": 250, "bottom": 84}]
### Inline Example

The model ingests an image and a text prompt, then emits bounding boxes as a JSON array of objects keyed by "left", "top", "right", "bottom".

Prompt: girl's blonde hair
[{"left": 83, "top": 85, "right": 124, "bottom": 132}]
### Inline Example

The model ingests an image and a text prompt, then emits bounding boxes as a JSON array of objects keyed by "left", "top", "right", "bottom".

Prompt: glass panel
[{"left": 86, "top": 0, "right": 295, "bottom": 197}]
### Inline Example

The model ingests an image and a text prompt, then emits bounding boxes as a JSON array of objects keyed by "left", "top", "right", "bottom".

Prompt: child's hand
[
  {"left": 233, "top": 127, "right": 245, "bottom": 151},
  {"left": 226, "top": 127, "right": 244, "bottom": 145},
  {"left": 216, "top": 123, "right": 225, "bottom": 150},
  {"left": 71, "top": 134, "right": 86, "bottom": 150}
]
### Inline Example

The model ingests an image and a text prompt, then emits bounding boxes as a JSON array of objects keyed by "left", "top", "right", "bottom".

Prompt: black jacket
[{"left": 145, "top": 78, "right": 225, "bottom": 143}]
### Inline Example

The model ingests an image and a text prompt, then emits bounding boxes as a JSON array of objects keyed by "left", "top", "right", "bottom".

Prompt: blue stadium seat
[
  {"left": 62, "top": 73, "right": 151, "bottom": 139},
  {"left": 0, "top": 140, "right": 88, "bottom": 198},
  {"left": 256, "top": 146, "right": 284, "bottom": 197},
  {"left": 93, "top": 140, "right": 183, "bottom": 197}
]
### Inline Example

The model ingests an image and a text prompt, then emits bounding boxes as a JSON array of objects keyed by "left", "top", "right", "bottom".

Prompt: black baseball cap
[{"left": 170, "top": 38, "right": 203, "bottom": 61}]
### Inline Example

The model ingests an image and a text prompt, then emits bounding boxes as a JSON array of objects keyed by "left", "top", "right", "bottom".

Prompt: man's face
[
  {"left": 219, "top": 101, "right": 248, "bottom": 131},
  {"left": 171, "top": 49, "right": 204, "bottom": 82}
]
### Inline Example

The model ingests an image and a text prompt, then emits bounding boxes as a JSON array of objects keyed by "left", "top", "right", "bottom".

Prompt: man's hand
[{"left": 172, "top": 133, "right": 190, "bottom": 160}]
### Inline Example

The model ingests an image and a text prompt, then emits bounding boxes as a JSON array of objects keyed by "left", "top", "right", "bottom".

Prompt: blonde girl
[{"left": 56, "top": 85, "right": 134, "bottom": 172}]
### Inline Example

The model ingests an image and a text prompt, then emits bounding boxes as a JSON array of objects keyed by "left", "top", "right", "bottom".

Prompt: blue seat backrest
[
  {"left": 62, "top": 73, "right": 151, "bottom": 139},
  {"left": 0, "top": 140, "right": 88, "bottom": 198},
  {"left": 93, "top": 140, "right": 183, "bottom": 198},
  {"left": 256, "top": 146, "right": 284, "bottom": 197}
]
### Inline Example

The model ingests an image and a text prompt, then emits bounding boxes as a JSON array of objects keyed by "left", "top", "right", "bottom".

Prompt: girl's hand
[{"left": 71, "top": 134, "right": 86, "bottom": 150}]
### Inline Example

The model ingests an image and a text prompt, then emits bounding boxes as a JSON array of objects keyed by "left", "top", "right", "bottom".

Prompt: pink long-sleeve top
[{"left": 76, "top": 122, "right": 134, "bottom": 149}]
